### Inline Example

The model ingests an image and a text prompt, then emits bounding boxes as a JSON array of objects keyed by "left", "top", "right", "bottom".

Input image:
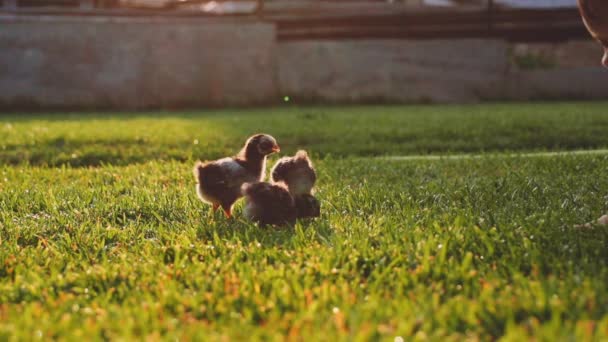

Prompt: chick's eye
[{"left": 260, "top": 141, "right": 272, "bottom": 149}]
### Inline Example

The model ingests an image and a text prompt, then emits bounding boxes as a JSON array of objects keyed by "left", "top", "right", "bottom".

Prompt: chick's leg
[
  {"left": 209, "top": 203, "right": 220, "bottom": 219},
  {"left": 222, "top": 207, "right": 232, "bottom": 219}
]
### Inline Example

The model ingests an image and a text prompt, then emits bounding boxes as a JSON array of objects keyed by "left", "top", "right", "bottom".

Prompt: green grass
[
  {"left": 1, "top": 103, "right": 608, "bottom": 340},
  {"left": 1, "top": 102, "right": 608, "bottom": 166}
]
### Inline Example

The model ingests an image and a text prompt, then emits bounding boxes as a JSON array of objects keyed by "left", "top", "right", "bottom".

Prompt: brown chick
[
  {"left": 241, "top": 181, "right": 296, "bottom": 226},
  {"left": 193, "top": 134, "right": 280, "bottom": 218},
  {"left": 294, "top": 193, "right": 321, "bottom": 219},
  {"left": 271, "top": 150, "right": 316, "bottom": 196},
  {"left": 271, "top": 150, "right": 320, "bottom": 219}
]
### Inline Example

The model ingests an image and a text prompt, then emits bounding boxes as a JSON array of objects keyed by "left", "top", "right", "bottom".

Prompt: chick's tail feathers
[
  {"left": 193, "top": 161, "right": 206, "bottom": 183},
  {"left": 193, "top": 161, "right": 227, "bottom": 188}
]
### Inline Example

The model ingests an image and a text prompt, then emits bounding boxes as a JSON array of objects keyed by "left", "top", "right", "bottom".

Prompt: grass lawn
[
  {"left": 2, "top": 102, "right": 608, "bottom": 166},
  {"left": 1, "top": 102, "right": 607, "bottom": 340}
]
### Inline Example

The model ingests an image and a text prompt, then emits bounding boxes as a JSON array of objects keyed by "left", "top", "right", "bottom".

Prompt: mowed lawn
[{"left": 1, "top": 102, "right": 607, "bottom": 340}]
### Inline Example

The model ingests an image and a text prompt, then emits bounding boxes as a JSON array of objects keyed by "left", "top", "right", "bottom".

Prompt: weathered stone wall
[
  {"left": 278, "top": 39, "right": 509, "bottom": 103},
  {"left": 0, "top": 15, "right": 277, "bottom": 109},
  {"left": 0, "top": 15, "right": 606, "bottom": 109},
  {"left": 278, "top": 39, "right": 608, "bottom": 103}
]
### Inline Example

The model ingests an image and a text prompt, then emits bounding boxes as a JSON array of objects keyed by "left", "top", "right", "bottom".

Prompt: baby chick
[
  {"left": 241, "top": 181, "right": 296, "bottom": 226},
  {"left": 271, "top": 150, "right": 316, "bottom": 196},
  {"left": 271, "top": 150, "right": 320, "bottom": 218},
  {"left": 294, "top": 193, "right": 321, "bottom": 219},
  {"left": 193, "top": 134, "right": 280, "bottom": 218}
]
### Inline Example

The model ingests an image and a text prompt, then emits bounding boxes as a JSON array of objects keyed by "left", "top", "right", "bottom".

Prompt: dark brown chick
[
  {"left": 294, "top": 194, "right": 321, "bottom": 219},
  {"left": 241, "top": 181, "right": 296, "bottom": 226},
  {"left": 193, "top": 134, "right": 280, "bottom": 218},
  {"left": 271, "top": 150, "right": 320, "bottom": 218}
]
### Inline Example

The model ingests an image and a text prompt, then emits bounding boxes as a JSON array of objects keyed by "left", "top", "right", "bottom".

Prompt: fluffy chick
[
  {"left": 241, "top": 181, "right": 296, "bottom": 226},
  {"left": 193, "top": 134, "right": 280, "bottom": 218},
  {"left": 271, "top": 150, "right": 320, "bottom": 218},
  {"left": 294, "top": 193, "right": 321, "bottom": 219},
  {"left": 271, "top": 150, "right": 316, "bottom": 196}
]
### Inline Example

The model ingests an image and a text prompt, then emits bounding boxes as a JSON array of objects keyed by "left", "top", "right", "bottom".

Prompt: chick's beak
[{"left": 272, "top": 145, "right": 281, "bottom": 153}]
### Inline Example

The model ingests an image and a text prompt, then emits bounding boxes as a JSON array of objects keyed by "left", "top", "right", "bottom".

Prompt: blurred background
[{"left": 1, "top": 0, "right": 606, "bottom": 109}]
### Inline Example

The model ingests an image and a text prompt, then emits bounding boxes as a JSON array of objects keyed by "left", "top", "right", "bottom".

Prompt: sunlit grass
[
  {"left": 1, "top": 103, "right": 607, "bottom": 339},
  {"left": 1, "top": 102, "right": 607, "bottom": 166}
]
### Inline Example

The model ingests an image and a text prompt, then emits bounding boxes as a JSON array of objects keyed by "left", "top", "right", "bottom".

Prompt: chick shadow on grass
[{"left": 194, "top": 203, "right": 334, "bottom": 249}]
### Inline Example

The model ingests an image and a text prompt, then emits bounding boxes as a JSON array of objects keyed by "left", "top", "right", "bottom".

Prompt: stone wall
[
  {"left": 278, "top": 39, "right": 608, "bottom": 103},
  {"left": 277, "top": 39, "right": 509, "bottom": 103},
  {"left": 0, "top": 15, "right": 277, "bottom": 109},
  {"left": 0, "top": 14, "right": 606, "bottom": 109}
]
